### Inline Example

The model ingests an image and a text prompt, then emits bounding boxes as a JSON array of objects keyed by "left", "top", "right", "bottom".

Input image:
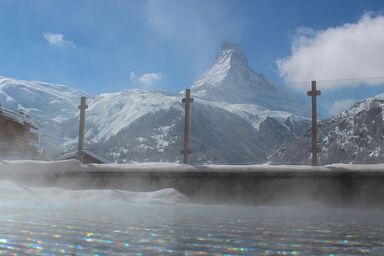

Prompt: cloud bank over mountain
[{"left": 277, "top": 13, "right": 384, "bottom": 90}]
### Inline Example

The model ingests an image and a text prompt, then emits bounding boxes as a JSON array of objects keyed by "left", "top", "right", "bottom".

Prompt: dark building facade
[{"left": 0, "top": 106, "right": 39, "bottom": 158}]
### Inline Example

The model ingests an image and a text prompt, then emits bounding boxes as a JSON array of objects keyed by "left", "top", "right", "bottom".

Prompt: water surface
[{"left": 0, "top": 201, "right": 383, "bottom": 255}]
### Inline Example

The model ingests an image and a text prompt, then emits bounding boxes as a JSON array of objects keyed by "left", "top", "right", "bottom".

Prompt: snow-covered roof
[
  {"left": 60, "top": 150, "right": 110, "bottom": 164},
  {"left": 0, "top": 106, "right": 38, "bottom": 129}
]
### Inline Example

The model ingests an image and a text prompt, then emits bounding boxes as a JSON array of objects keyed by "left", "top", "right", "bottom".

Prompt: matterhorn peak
[
  {"left": 219, "top": 40, "right": 248, "bottom": 66},
  {"left": 191, "top": 41, "right": 272, "bottom": 98},
  {"left": 191, "top": 41, "right": 251, "bottom": 92},
  {"left": 191, "top": 41, "right": 309, "bottom": 116},
  {"left": 222, "top": 40, "right": 241, "bottom": 51}
]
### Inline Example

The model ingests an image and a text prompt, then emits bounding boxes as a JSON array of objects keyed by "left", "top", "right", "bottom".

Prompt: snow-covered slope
[
  {"left": 199, "top": 99, "right": 303, "bottom": 130},
  {"left": 271, "top": 94, "right": 384, "bottom": 165},
  {"left": 0, "top": 76, "right": 86, "bottom": 120},
  {"left": 86, "top": 89, "right": 182, "bottom": 143}
]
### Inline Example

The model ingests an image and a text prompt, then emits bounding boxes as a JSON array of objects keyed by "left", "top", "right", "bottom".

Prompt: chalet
[{"left": 0, "top": 105, "right": 40, "bottom": 159}]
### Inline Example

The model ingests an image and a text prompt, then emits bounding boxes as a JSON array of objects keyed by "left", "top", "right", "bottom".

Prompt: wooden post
[
  {"left": 181, "top": 89, "right": 193, "bottom": 164},
  {"left": 307, "top": 81, "right": 321, "bottom": 166},
  {"left": 77, "top": 96, "right": 88, "bottom": 163}
]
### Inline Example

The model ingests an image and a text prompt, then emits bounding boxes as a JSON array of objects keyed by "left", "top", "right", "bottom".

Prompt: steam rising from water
[{"left": 0, "top": 180, "right": 188, "bottom": 204}]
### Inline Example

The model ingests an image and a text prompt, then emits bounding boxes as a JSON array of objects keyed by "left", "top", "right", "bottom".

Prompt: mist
[{"left": 1, "top": 159, "right": 383, "bottom": 207}]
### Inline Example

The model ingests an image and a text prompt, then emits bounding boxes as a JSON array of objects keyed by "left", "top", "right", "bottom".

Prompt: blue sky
[{"left": 1, "top": 0, "right": 384, "bottom": 116}]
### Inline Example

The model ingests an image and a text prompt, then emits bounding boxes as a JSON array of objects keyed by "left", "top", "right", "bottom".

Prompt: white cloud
[
  {"left": 43, "top": 32, "right": 75, "bottom": 49},
  {"left": 277, "top": 13, "right": 384, "bottom": 90},
  {"left": 327, "top": 99, "right": 356, "bottom": 116},
  {"left": 138, "top": 72, "right": 162, "bottom": 86}
]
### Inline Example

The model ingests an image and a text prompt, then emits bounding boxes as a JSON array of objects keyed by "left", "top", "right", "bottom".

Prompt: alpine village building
[{"left": 0, "top": 105, "right": 40, "bottom": 159}]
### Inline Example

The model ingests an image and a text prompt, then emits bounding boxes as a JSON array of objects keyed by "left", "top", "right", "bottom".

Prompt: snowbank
[
  {"left": 0, "top": 179, "right": 188, "bottom": 204},
  {"left": 92, "top": 161, "right": 384, "bottom": 174},
  {"left": 1, "top": 159, "right": 384, "bottom": 176}
]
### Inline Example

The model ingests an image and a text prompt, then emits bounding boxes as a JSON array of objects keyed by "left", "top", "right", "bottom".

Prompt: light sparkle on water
[{"left": 0, "top": 202, "right": 383, "bottom": 255}]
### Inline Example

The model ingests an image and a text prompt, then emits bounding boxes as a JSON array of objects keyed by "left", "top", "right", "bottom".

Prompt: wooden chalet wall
[{"left": 0, "top": 107, "right": 39, "bottom": 157}]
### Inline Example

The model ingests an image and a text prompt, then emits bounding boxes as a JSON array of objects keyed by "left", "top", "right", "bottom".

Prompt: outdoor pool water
[{"left": 0, "top": 201, "right": 383, "bottom": 255}]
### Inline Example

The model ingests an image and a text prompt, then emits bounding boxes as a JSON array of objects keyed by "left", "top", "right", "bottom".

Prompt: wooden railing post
[
  {"left": 77, "top": 96, "right": 88, "bottom": 163},
  {"left": 181, "top": 89, "right": 193, "bottom": 164},
  {"left": 307, "top": 81, "right": 321, "bottom": 166}
]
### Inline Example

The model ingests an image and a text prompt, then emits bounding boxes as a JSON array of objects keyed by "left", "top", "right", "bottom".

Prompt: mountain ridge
[{"left": 270, "top": 94, "right": 384, "bottom": 164}]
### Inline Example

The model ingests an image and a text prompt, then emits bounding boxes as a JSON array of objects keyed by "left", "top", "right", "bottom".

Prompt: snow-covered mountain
[
  {"left": 270, "top": 94, "right": 384, "bottom": 165},
  {"left": 0, "top": 76, "right": 89, "bottom": 157},
  {"left": 0, "top": 42, "right": 310, "bottom": 163},
  {"left": 86, "top": 90, "right": 182, "bottom": 143},
  {"left": 0, "top": 76, "right": 85, "bottom": 120},
  {"left": 192, "top": 41, "right": 308, "bottom": 116}
]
